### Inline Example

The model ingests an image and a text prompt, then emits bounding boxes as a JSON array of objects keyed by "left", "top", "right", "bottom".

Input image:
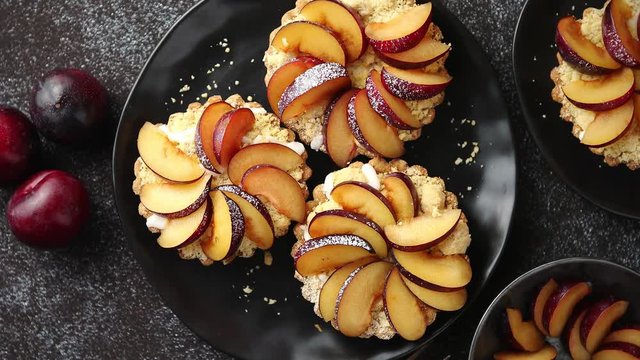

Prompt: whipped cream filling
[
  {"left": 361, "top": 163, "right": 380, "bottom": 190},
  {"left": 310, "top": 134, "right": 324, "bottom": 151},
  {"left": 323, "top": 172, "right": 336, "bottom": 200},
  {"left": 146, "top": 214, "right": 168, "bottom": 230}
]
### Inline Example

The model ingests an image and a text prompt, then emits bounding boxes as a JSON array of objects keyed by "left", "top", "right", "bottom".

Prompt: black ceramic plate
[
  {"left": 469, "top": 258, "right": 640, "bottom": 359},
  {"left": 514, "top": 0, "right": 640, "bottom": 219},
  {"left": 113, "top": 1, "right": 515, "bottom": 359}
]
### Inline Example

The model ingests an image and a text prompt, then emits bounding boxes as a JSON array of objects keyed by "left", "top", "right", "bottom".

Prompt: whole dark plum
[
  {"left": 30, "top": 68, "right": 108, "bottom": 145},
  {"left": 0, "top": 106, "right": 39, "bottom": 183},
  {"left": 6, "top": 170, "right": 90, "bottom": 249}
]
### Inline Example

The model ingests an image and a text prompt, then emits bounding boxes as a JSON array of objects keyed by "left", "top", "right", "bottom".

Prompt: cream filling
[
  {"left": 361, "top": 163, "right": 380, "bottom": 190},
  {"left": 146, "top": 214, "right": 168, "bottom": 230}
]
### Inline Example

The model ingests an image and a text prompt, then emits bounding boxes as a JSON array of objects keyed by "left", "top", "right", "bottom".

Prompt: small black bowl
[{"left": 469, "top": 258, "right": 640, "bottom": 360}]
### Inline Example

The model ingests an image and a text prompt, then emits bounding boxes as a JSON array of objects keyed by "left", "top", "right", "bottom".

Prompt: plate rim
[
  {"left": 111, "top": 0, "right": 518, "bottom": 358},
  {"left": 468, "top": 256, "right": 640, "bottom": 359},
  {"left": 512, "top": 0, "right": 640, "bottom": 220}
]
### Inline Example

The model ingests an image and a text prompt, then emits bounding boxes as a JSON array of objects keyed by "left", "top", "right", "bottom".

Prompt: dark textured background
[{"left": 0, "top": 0, "right": 638, "bottom": 359}]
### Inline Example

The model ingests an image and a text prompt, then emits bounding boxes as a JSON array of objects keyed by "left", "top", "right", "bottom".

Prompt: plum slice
[
  {"left": 381, "top": 66, "right": 452, "bottom": 101},
  {"left": 347, "top": 89, "right": 405, "bottom": 158},
  {"left": 561, "top": 67, "right": 634, "bottom": 112},
  {"left": 271, "top": 21, "right": 347, "bottom": 65},
  {"left": 140, "top": 174, "right": 212, "bottom": 218},
  {"left": 377, "top": 36, "right": 451, "bottom": 69},
  {"left": 335, "top": 261, "right": 394, "bottom": 337},
  {"left": 212, "top": 108, "right": 255, "bottom": 169},
  {"left": 227, "top": 142, "right": 304, "bottom": 185},
  {"left": 299, "top": 0, "right": 366, "bottom": 62},
  {"left": 318, "top": 256, "right": 377, "bottom": 322},
  {"left": 401, "top": 273, "right": 467, "bottom": 311},
  {"left": 581, "top": 298, "right": 630, "bottom": 352},
  {"left": 216, "top": 185, "right": 274, "bottom": 250},
  {"left": 241, "top": 164, "right": 307, "bottom": 223},
  {"left": 278, "top": 62, "right": 351, "bottom": 122},
  {"left": 556, "top": 16, "right": 621, "bottom": 74},
  {"left": 366, "top": 69, "right": 421, "bottom": 130},
  {"left": 137, "top": 122, "right": 204, "bottom": 183},
  {"left": 293, "top": 234, "right": 375, "bottom": 276},
  {"left": 156, "top": 197, "right": 212, "bottom": 249},
  {"left": 384, "top": 209, "right": 461, "bottom": 251},
  {"left": 201, "top": 191, "right": 245, "bottom": 261},
  {"left": 324, "top": 90, "right": 358, "bottom": 167},
  {"left": 330, "top": 181, "right": 397, "bottom": 228},
  {"left": 382, "top": 172, "right": 420, "bottom": 221},
  {"left": 393, "top": 249, "right": 472, "bottom": 290},
  {"left": 505, "top": 308, "right": 545, "bottom": 352},
  {"left": 195, "top": 101, "right": 234, "bottom": 173},
  {"left": 308, "top": 209, "right": 388, "bottom": 257},
  {"left": 267, "top": 56, "right": 322, "bottom": 115},
  {"left": 365, "top": 3, "right": 433, "bottom": 53},
  {"left": 383, "top": 267, "right": 430, "bottom": 341}
]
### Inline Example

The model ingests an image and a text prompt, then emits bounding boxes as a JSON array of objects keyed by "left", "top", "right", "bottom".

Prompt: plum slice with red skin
[
  {"left": 401, "top": 273, "right": 467, "bottom": 311},
  {"left": 346, "top": 89, "right": 405, "bottom": 158},
  {"left": 212, "top": 108, "right": 256, "bottom": 169},
  {"left": 137, "top": 122, "right": 204, "bottom": 183},
  {"left": 542, "top": 281, "right": 592, "bottom": 337},
  {"left": 381, "top": 66, "right": 452, "bottom": 101},
  {"left": 384, "top": 209, "right": 461, "bottom": 252},
  {"left": 194, "top": 101, "right": 234, "bottom": 173},
  {"left": 227, "top": 142, "right": 305, "bottom": 185},
  {"left": 241, "top": 164, "right": 307, "bottom": 223},
  {"left": 504, "top": 308, "right": 545, "bottom": 352},
  {"left": 581, "top": 297, "right": 630, "bottom": 353},
  {"left": 293, "top": 234, "right": 376, "bottom": 276},
  {"left": 532, "top": 278, "right": 559, "bottom": 335},
  {"left": 366, "top": 69, "right": 421, "bottom": 130},
  {"left": 156, "top": 197, "right": 212, "bottom": 249},
  {"left": 200, "top": 191, "right": 245, "bottom": 261},
  {"left": 308, "top": 209, "right": 388, "bottom": 258},
  {"left": 556, "top": 16, "right": 621, "bottom": 74},
  {"left": 267, "top": 56, "right": 323, "bottom": 115},
  {"left": 377, "top": 36, "right": 451, "bottom": 69},
  {"left": 593, "top": 342, "right": 640, "bottom": 360},
  {"left": 324, "top": 89, "right": 358, "bottom": 167},
  {"left": 602, "top": 0, "right": 640, "bottom": 67},
  {"left": 299, "top": 0, "right": 366, "bottom": 62},
  {"left": 216, "top": 184, "right": 274, "bottom": 250},
  {"left": 278, "top": 62, "right": 351, "bottom": 122},
  {"left": 335, "top": 261, "right": 394, "bottom": 337},
  {"left": 561, "top": 67, "right": 635, "bottom": 112},
  {"left": 383, "top": 267, "right": 430, "bottom": 341},
  {"left": 271, "top": 21, "right": 347, "bottom": 65},
  {"left": 330, "top": 180, "right": 397, "bottom": 228},
  {"left": 365, "top": 3, "right": 433, "bottom": 54},
  {"left": 140, "top": 174, "right": 212, "bottom": 218},
  {"left": 382, "top": 172, "right": 420, "bottom": 221}
]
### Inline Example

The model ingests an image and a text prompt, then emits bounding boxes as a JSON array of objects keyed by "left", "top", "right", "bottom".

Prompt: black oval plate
[
  {"left": 113, "top": 1, "right": 515, "bottom": 359},
  {"left": 514, "top": 0, "right": 640, "bottom": 219},
  {"left": 469, "top": 258, "right": 640, "bottom": 360}
]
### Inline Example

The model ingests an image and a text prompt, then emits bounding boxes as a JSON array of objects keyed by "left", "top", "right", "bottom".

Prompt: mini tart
[
  {"left": 551, "top": 4, "right": 640, "bottom": 170},
  {"left": 133, "top": 94, "right": 312, "bottom": 265},
  {"left": 291, "top": 158, "right": 472, "bottom": 340},
  {"left": 263, "top": 0, "right": 451, "bottom": 164}
]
